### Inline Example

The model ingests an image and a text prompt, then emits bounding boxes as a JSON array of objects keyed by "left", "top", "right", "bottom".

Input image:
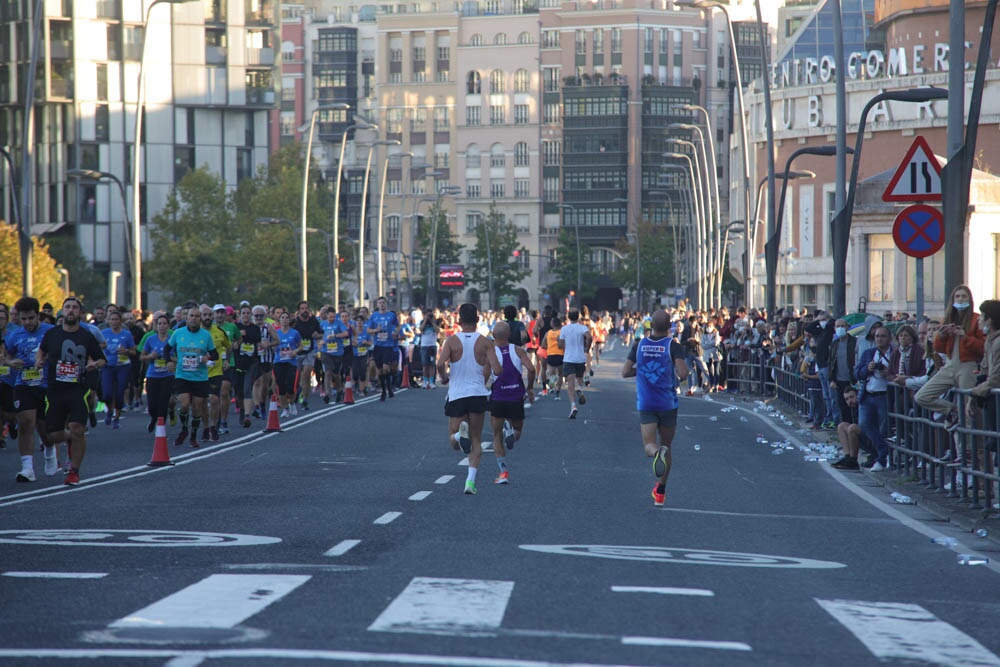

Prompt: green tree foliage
[
  {"left": 465, "top": 203, "right": 530, "bottom": 309},
  {"left": 0, "top": 225, "right": 65, "bottom": 307},
  {"left": 147, "top": 167, "right": 237, "bottom": 305},
  {"left": 43, "top": 234, "right": 105, "bottom": 306},
  {"left": 546, "top": 228, "right": 602, "bottom": 306},
  {"left": 413, "top": 203, "right": 462, "bottom": 293},
  {"left": 612, "top": 219, "right": 677, "bottom": 307}
]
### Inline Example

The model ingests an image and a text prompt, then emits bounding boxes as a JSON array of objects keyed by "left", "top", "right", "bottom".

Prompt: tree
[
  {"left": 465, "top": 202, "right": 530, "bottom": 309},
  {"left": 147, "top": 167, "right": 238, "bottom": 305},
  {"left": 44, "top": 234, "right": 105, "bottom": 306},
  {"left": 613, "top": 219, "right": 676, "bottom": 309},
  {"left": 546, "top": 229, "right": 601, "bottom": 308},
  {"left": 0, "top": 225, "right": 65, "bottom": 306},
  {"left": 413, "top": 203, "right": 462, "bottom": 304}
]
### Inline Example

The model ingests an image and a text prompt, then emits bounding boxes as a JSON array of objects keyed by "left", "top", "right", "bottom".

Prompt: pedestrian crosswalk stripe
[
  {"left": 323, "top": 540, "right": 361, "bottom": 557},
  {"left": 110, "top": 574, "right": 310, "bottom": 629},
  {"left": 369, "top": 577, "right": 514, "bottom": 636},
  {"left": 816, "top": 599, "right": 1000, "bottom": 666},
  {"left": 611, "top": 585, "right": 714, "bottom": 597}
]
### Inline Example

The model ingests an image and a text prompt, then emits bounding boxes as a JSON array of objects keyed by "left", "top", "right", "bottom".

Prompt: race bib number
[
  {"left": 181, "top": 355, "right": 201, "bottom": 372},
  {"left": 358, "top": 345, "right": 369, "bottom": 356},
  {"left": 154, "top": 359, "right": 167, "bottom": 369},
  {"left": 117, "top": 352, "right": 130, "bottom": 364},
  {"left": 326, "top": 341, "right": 339, "bottom": 353},
  {"left": 0, "top": 365, "right": 9, "bottom": 376},
  {"left": 281, "top": 348, "right": 295, "bottom": 359},
  {"left": 220, "top": 351, "right": 227, "bottom": 361},
  {"left": 376, "top": 332, "right": 389, "bottom": 342},
  {"left": 55, "top": 361, "right": 80, "bottom": 383},
  {"left": 21, "top": 368, "right": 42, "bottom": 382},
  {"left": 299, "top": 340, "right": 310, "bottom": 350},
  {"left": 240, "top": 343, "right": 255, "bottom": 355}
]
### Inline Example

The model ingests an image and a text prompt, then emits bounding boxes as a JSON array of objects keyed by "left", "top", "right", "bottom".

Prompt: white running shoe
[
  {"left": 279, "top": 409, "right": 290, "bottom": 418},
  {"left": 43, "top": 448, "right": 59, "bottom": 476},
  {"left": 457, "top": 421, "right": 471, "bottom": 454},
  {"left": 502, "top": 419, "right": 517, "bottom": 450},
  {"left": 289, "top": 403, "right": 298, "bottom": 416},
  {"left": 16, "top": 467, "right": 36, "bottom": 483}
]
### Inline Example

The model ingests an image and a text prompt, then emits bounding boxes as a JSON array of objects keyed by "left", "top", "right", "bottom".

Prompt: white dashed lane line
[
  {"left": 373, "top": 512, "right": 402, "bottom": 525},
  {"left": 434, "top": 475, "right": 454, "bottom": 484},
  {"left": 323, "top": 540, "right": 362, "bottom": 557},
  {"left": 408, "top": 491, "right": 432, "bottom": 501}
]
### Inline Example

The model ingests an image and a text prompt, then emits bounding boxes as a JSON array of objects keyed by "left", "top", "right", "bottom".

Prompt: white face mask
[
  {"left": 953, "top": 302, "right": 970, "bottom": 310},
  {"left": 981, "top": 319, "right": 991, "bottom": 334},
  {"left": 835, "top": 327, "right": 847, "bottom": 338}
]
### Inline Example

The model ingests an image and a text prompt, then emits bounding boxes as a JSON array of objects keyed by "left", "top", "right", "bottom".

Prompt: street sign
[
  {"left": 882, "top": 135, "right": 943, "bottom": 202},
  {"left": 891, "top": 204, "right": 945, "bottom": 258}
]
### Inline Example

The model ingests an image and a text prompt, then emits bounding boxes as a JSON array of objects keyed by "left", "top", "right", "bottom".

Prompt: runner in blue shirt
[
  {"left": 320, "top": 309, "right": 348, "bottom": 404},
  {"left": 141, "top": 313, "right": 174, "bottom": 433},
  {"left": 0, "top": 302, "right": 18, "bottom": 449},
  {"left": 165, "top": 309, "right": 217, "bottom": 448},
  {"left": 273, "top": 312, "right": 303, "bottom": 418},
  {"left": 4, "top": 297, "right": 54, "bottom": 483},
  {"left": 366, "top": 296, "right": 400, "bottom": 401},
  {"left": 100, "top": 310, "right": 136, "bottom": 429},
  {"left": 352, "top": 317, "right": 374, "bottom": 397},
  {"left": 622, "top": 309, "right": 689, "bottom": 508}
]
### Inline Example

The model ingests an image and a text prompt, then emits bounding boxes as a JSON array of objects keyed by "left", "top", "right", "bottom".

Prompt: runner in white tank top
[{"left": 436, "top": 304, "right": 504, "bottom": 495}]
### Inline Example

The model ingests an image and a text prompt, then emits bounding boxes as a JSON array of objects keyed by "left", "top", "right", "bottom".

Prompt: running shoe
[
  {"left": 168, "top": 410, "right": 177, "bottom": 427},
  {"left": 289, "top": 403, "right": 298, "bottom": 416},
  {"left": 503, "top": 420, "right": 517, "bottom": 450},
  {"left": 174, "top": 429, "right": 189, "bottom": 447},
  {"left": 280, "top": 409, "right": 290, "bottom": 418},
  {"left": 218, "top": 420, "right": 229, "bottom": 434},
  {"left": 112, "top": 418, "right": 120, "bottom": 430},
  {"left": 651, "top": 484, "right": 665, "bottom": 507},
  {"left": 584, "top": 376, "right": 591, "bottom": 387},
  {"left": 210, "top": 427, "right": 220, "bottom": 442},
  {"left": 63, "top": 469, "right": 80, "bottom": 486},
  {"left": 242, "top": 416, "right": 251, "bottom": 428},
  {"left": 576, "top": 389, "right": 586, "bottom": 405},
  {"left": 104, "top": 413, "right": 112, "bottom": 426},
  {"left": 380, "top": 389, "right": 387, "bottom": 402},
  {"left": 251, "top": 406, "right": 262, "bottom": 419},
  {"left": 16, "top": 467, "right": 36, "bottom": 483},
  {"left": 569, "top": 407, "right": 578, "bottom": 420},
  {"left": 494, "top": 471, "right": 509, "bottom": 485},
  {"left": 44, "top": 449, "right": 59, "bottom": 477},
  {"left": 589, "top": 368, "right": 594, "bottom": 377},
  {"left": 89, "top": 412, "right": 97, "bottom": 428},
  {"left": 387, "top": 386, "right": 394, "bottom": 399},
  {"left": 553, "top": 391, "right": 561, "bottom": 401},
  {"left": 322, "top": 393, "right": 330, "bottom": 404},
  {"left": 541, "top": 387, "right": 548, "bottom": 397},
  {"left": 464, "top": 481, "right": 477, "bottom": 495},
  {"left": 147, "top": 419, "right": 156, "bottom": 433},
  {"left": 189, "top": 431, "right": 200, "bottom": 449},
  {"left": 202, "top": 427, "right": 211, "bottom": 441},
  {"left": 653, "top": 445, "right": 669, "bottom": 477},
  {"left": 457, "top": 421, "right": 472, "bottom": 454},
  {"left": 301, "top": 400, "right": 310, "bottom": 412}
]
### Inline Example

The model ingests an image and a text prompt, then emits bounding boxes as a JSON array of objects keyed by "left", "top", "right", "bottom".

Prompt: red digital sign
[{"left": 438, "top": 265, "right": 465, "bottom": 289}]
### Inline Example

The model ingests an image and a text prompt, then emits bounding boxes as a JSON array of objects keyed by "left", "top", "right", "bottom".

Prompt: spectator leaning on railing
[
  {"left": 854, "top": 324, "right": 895, "bottom": 471},
  {"left": 886, "top": 324, "right": 924, "bottom": 389},
  {"left": 804, "top": 311, "right": 838, "bottom": 428},
  {"left": 914, "top": 284, "right": 985, "bottom": 431},
  {"left": 970, "top": 300, "right": 1000, "bottom": 400},
  {"left": 828, "top": 318, "right": 858, "bottom": 428}
]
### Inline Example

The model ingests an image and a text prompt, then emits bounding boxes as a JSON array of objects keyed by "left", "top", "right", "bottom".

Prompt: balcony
[
  {"left": 245, "top": 87, "right": 275, "bottom": 105},
  {"left": 205, "top": 46, "right": 227, "bottom": 65},
  {"left": 247, "top": 47, "right": 274, "bottom": 67}
]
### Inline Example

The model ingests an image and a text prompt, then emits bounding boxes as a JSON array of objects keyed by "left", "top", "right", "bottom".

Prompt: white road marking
[
  {"left": 622, "top": 636, "right": 752, "bottom": 651},
  {"left": 816, "top": 599, "right": 1000, "bottom": 667},
  {"left": 408, "top": 491, "right": 432, "bottom": 501},
  {"left": 373, "top": 512, "right": 402, "bottom": 525},
  {"left": 0, "top": 648, "right": 651, "bottom": 666},
  {"left": 458, "top": 457, "right": 469, "bottom": 466},
  {"left": 434, "top": 475, "right": 454, "bottom": 484},
  {"left": 110, "top": 574, "right": 310, "bottom": 629},
  {"left": 611, "top": 585, "right": 714, "bottom": 597},
  {"left": 369, "top": 577, "right": 514, "bottom": 636},
  {"left": 323, "top": 540, "right": 361, "bottom": 557},
  {"left": 3, "top": 571, "right": 108, "bottom": 579}
]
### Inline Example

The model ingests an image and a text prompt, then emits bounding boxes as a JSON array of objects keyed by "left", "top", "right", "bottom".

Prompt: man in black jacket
[{"left": 804, "top": 310, "right": 837, "bottom": 428}]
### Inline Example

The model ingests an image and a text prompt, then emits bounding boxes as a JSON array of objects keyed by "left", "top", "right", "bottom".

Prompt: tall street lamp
[
  {"left": 357, "top": 139, "right": 400, "bottom": 308},
  {"left": 750, "top": 170, "right": 815, "bottom": 308},
  {"left": 660, "top": 165, "right": 698, "bottom": 294},
  {"left": 664, "top": 153, "right": 706, "bottom": 309},
  {"left": 764, "top": 145, "right": 849, "bottom": 313},
  {"left": 667, "top": 141, "right": 713, "bottom": 303},
  {"left": 377, "top": 151, "right": 412, "bottom": 299},
  {"left": 649, "top": 190, "right": 684, "bottom": 288},
  {"left": 830, "top": 87, "right": 947, "bottom": 315},
  {"left": 67, "top": 168, "right": 133, "bottom": 303},
  {"left": 131, "top": 0, "right": 200, "bottom": 311},
  {"left": 0, "top": 146, "right": 22, "bottom": 234},
  {"left": 331, "top": 115, "right": 368, "bottom": 312},
  {"left": 557, "top": 203, "right": 581, "bottom": 310}
]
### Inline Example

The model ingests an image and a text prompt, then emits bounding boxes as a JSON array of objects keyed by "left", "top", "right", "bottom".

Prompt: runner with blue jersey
[
  {"left": 320, "top": 309, "right": 348, "bottom": 404},
  {"left": 101, "top": 311, "right": 136, "bottom": 429},
  {"left": 165, "top": 309, "right": 217, "bottom": 448},
  {"left": 4, "top": 297, "right": 54, "bottom": 482},
  {"left": 366, "top": 297, "right": 399, "bottom": 401},
  {"left": 141, "top": 313, "right": 174, "bottom": 433},
  {"left": 0, "top": 303, "right": 18, "bottom": 450},
  {"left": 273, "top": 312, "right": 303, "bottom": 418},
  {"left": 622, "top": 309, "right": 689, "bottom": 507}
]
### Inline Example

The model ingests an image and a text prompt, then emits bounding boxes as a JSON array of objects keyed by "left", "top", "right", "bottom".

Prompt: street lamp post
[
  {"left": 67, "top": 168, "right": 133, "bottom": 303},
  {"left": 299, "top": 110, "right": 321, "bottom": 304},
  {"left": 557, "top": 203, "right": 581, "bottom": 310},
  {"left": 764, "top": 146, "right": 847, "bottom": 312},
  {"left": 357, "top": 139, "right": 400, "bottom": 308},
  {"left": 330, "top": 116, "right": 363, "bottom": 312},
  {"left": 377, "top": 151, "right": 412, "bottom": 300},
  {"left": 649, "top": 190, "right": 683, "bottom": 288},
  {"left": 425, "top": 185, "right": 462, "bottom": 308},
  {"left": 830, "top": 87, "right": 947, "bottom": 315},
  {"left": 660, "top": 165, "right": 698, "bottom": 295},
  {"left": 131, "top": 0, "right": 200, "bottom": 311},
  {"left": 663, "top": 153, "right": 705, "bottom": 309},
  {"left": 750, "top": 170, "right": 815, "bottom": 307},
  {"left": 667, "top": 141, "right": 712, "bottom": 304}
]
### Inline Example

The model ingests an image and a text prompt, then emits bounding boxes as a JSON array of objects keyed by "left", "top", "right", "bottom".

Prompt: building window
[
  {"left": 868, "top": 234, "right": 895, "bottom": 302},
  {"left": 645, "top": 27, "right": 653, "bottom": 53},
  {"left": 95, "top": 104, "right": 109, "bottom": 141},
  {"left": 435, "top": 151, "right": 449, "bottom": 168},
  {"left": 436, "top": 70, "right": 449, "bottom": 82},
  {"left": 611, "top": 28, "right": 622, "bottom": 53},
  {"left": 174, "top": 146, "right": 195, "bottom": 183},
  {"left": 438, "top": 46, "right": 450, "bottom": 60},
  {"left": 544, "top": 103, "right": 560, "bottom": 124},
  {"left": 575, "top": 30, "right": 586, "bottom": 55},
  {"left": 513, "top": 69, "right": 529, "bottom": 93},
  {"left": 514, "top": 104, "right": 529, "bottom": 125},
  {"left": 236, "top": 147, "right": 253, "bottom": 182},
  {"left": 489, "top": 105, "right": 504, "bottom": 125},
  {"left": 280, "top": 113, "right": 295, "bottom": 135},
  {"left": 387, "top": 215, "right": 401, "bottom": 240},
  {"left": 467, "top": 181, "right": 481, "bottom": 198},
  {"left": 413, "top": 70, "right": 426, "bottom": 83},
  {"left": 514, "top": 179, "right": 529, "bottom": 198},
  {"left": 387, "top": 179, "right": 401, "bottom": 195},
  {"left": 465, "top": 212, "right": 482, "bottom": 233},
  {"left": 490, "top": 181, "right": 505, "bottom": 198},
  {"left": 467, "top": 144, "right": 481, "bottom": 167},
  {"left": 390, "top": 72, "right": 402, "bottom": 84},
  {"left": 542, "top": 30, "right": 559, "bottom": 48},
  {"left": 466, "top": 70, "right": 481, "bottom": 94},
  {"left": 466, "top": 105, "right": 481, "bottom": 126},
  {"left": 494, "top": 32, "right": 507, "bottom": 45},
  {"left": 490, "top": 144, "right": 505, "bottom": 167},
  {"left": 411, "top": 180, "right": 427, "bottom": 195},
  {"left": 514, "top": 142, "right": 529, "bottom": 166},
  {"left": 543, "top": 176, "right": 559, "bottom": 202},
  {"left": 433, "top": 107, "right": 449, "bottom": 131},
  {"left": 390, "top": 48, "right": 402, "bottom": 61},
  {"left": 387, "top": 108, "right": 404, "bottom": 133},
  {"left": 490, "top": 70, "right": 504, "bottom": 94},
  {"left": 469, "top": 34, "right": 484, "bottom": 46},
  {"left": 543, "top": 67, "right": 560, "bottom": 92},
  {"left": 518, "top": 31, "right": 532, "bottom": 44},
  {"left": 412, "top": 108, "right": 426, "bottom": 132},
  {"left": 542, "top": 141, "right": 560, "bottom": 166},
  {"left": 593, "top": 28, "right": 603, "bottom": 54},
  {"left": 413, "top": 46, "right": 425, "bottom": 61}
]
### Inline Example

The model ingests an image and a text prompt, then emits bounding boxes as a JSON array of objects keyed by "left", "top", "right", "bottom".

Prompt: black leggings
[{"left": 145, "top": 376, "right": 172, "bottom": 422}]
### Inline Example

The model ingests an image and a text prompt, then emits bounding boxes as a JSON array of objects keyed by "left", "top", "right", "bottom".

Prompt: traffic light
[{"left": 512, "top": 250, "right": 520, "bottom": 257}]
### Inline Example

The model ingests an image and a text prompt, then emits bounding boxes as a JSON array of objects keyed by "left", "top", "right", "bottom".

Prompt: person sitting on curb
[{"left": 831, "top": 385, "right": 875, "bottom": 470}]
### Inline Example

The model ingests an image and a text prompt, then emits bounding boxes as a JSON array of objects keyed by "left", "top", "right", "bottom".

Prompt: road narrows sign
[
  {"left": 892, "top": 204, "right": 945, "bottom": 258},
  {"left": 882, "top": 135, "right": 943, "bottom": 202}
]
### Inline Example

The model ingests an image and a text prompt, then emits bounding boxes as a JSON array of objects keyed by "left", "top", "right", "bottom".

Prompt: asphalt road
[{"left": 1, "top": 344, "right": 998, "bottom": 667}]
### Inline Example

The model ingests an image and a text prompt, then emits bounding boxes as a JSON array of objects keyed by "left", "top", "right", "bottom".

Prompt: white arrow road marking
[
  {"left": 816, "top": 599, "right": 1000, "bottom": 666},
  {"left": 369, "top": 577, "right": 514, "bottom": 636},
  {"left": 110, "top": 574, "right": 310, "bottom": 629}
]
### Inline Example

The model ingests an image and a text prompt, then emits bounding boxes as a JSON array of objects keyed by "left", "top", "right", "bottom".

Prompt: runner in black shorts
[{"left": 486, "top": 322, "right": 535, "bottom": 485}]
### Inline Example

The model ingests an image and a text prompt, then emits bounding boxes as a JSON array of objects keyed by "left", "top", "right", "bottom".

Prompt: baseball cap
[
  {"left": 213, "top": 303, "right": 226, "bottom": 312},
  {"left": 225, "top": 306, "right": 235, "bottom": 315},
  {"left": 239, "top": 300, "right": 250, "bottom": 307}
]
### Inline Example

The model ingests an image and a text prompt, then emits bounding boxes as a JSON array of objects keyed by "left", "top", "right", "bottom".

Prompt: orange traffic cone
[
  {"left": 343, "top": 379, "right": 355, "bottom": 405},
  {"left": 401, "top": 363, "right": 411, "bottom": 389},
  {"left": 263, "top": 394, "right": 282, "bottom": 433},
  {"left": 147, "top": 417, "right": 174, "bottom": 467}
]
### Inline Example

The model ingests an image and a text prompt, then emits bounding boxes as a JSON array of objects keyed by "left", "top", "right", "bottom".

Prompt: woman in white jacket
[{"left": 701, "top": 323, "right": 721, "bottom": 390}]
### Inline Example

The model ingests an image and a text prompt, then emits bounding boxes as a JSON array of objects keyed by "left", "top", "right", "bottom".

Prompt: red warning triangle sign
[{"left": 882, "top": 135, "right": 943, "bottom": 202}]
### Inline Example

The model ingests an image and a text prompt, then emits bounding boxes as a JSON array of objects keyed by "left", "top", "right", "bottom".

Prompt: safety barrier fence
[{"left": 717, "top": 346, "right": 999, "bottom": 516}]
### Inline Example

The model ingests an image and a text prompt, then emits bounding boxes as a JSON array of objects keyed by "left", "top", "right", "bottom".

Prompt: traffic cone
[
  {"left": 343, "top": 379, "right": 355, "bottom": 405},
  {"left": 401, "top": 363, "right": 411, "bottom": 389},
  {"left": 147, "top": 417, "right": 174, "bottom": 467},
  {"left": 263, "top": 394, "right": 282, "bottom": 433}
]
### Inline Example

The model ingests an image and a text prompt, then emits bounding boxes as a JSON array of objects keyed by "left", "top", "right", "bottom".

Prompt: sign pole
[{"left": 916, "top": 257, "right": 924, "bottom": 323}]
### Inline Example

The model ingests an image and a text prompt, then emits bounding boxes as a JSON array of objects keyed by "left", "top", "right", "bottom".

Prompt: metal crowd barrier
[
  {"left": 887, "top": 385, "right": 1000, "bottom": 516},
  {"left": 722, "top": 346, "right": 776, "bottom": 397}
]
